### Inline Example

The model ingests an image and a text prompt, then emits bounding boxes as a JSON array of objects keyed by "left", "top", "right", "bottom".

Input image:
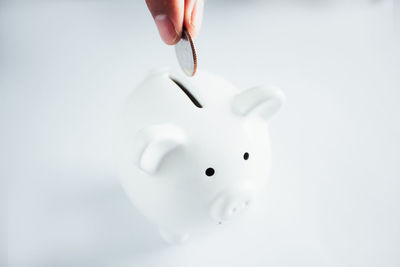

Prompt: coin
[{"left": 175, "top": 28, "right": 197, "bottom": 77}]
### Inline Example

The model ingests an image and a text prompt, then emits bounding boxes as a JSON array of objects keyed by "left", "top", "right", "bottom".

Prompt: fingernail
[{"left": 154, "top": 14, "right": 179, "bottom": 45}]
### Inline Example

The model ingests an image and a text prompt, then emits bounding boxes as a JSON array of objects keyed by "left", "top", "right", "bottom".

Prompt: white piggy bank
[{"left": 116, "top": 70, "right": 285, "bottom": 244}]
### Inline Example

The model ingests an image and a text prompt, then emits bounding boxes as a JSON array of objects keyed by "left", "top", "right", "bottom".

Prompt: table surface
[{"left": 2, "top": 1, "right": 400, "bottom": 266}]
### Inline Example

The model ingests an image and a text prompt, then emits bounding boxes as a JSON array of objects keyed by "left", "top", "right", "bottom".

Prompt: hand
[{"left": 145, "top": 0, "right": 204, "bottom": 45}]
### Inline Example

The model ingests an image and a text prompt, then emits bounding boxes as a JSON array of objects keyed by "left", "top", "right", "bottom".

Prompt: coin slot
[{"left": 169, "top": 77, "right": 203, "bottom": 108}]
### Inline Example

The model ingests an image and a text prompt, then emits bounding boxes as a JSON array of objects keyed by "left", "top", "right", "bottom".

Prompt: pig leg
[{"left": 159, "top": 228, "right": 189, "bottom": 244}]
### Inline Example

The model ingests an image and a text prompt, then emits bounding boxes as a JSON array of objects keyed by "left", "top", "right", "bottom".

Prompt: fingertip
[
  {"left": 146, "top": 0, "right": 184, "bottom": 45},
  {"left": 154, "top": 14, "right": 181, "bottom": 45},
  {"left": 184, "top": 0, "right": 204, "bottom": 39}
]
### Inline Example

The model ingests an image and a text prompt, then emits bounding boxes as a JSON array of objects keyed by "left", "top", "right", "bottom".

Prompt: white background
[{"left": 2, "top": 0, "right": 400, "bottom": 266}]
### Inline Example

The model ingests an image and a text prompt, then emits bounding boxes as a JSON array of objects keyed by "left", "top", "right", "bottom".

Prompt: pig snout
[{"left": 210, "top": 181, "right": 256, "bottom": 223}]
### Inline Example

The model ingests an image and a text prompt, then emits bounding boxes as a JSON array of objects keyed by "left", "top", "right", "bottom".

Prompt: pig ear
[
  {"left": 134, "top": 124, "right": 186, "bottom": 174},
  {"left": 232, "top": 86, "right": 285, "bottom": 121}
]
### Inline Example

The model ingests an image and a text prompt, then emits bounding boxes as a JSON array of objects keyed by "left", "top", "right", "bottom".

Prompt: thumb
[{"left": 146, "top": 0, "right": 184, "bottom": 45}]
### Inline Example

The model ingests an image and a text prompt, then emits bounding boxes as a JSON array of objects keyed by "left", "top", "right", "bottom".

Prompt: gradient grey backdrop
[{"left": 1, "top": 0, "right": 400, "bottom": 266}]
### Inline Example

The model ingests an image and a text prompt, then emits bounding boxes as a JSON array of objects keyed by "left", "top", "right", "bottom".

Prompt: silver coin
[{"left": 175, "top": 28, "right": 197, "bottom": 77}]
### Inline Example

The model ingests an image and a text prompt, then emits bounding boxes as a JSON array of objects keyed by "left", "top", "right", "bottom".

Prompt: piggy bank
[{"left": 116, "top": 70, "right": 285, "bottom": 244}]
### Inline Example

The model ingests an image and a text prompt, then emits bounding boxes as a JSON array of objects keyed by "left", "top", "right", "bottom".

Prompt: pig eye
[
  {"left": 205, "top": 168, "right": 215, "bottom": 177},
  {"left": 243, "top": 152, "right": 249, "bottom": 160}
]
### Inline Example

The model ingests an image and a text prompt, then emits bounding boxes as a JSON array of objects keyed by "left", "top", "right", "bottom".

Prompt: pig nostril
[{"left": 210, "top": 185, "right": 255, "bottom": 223}]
